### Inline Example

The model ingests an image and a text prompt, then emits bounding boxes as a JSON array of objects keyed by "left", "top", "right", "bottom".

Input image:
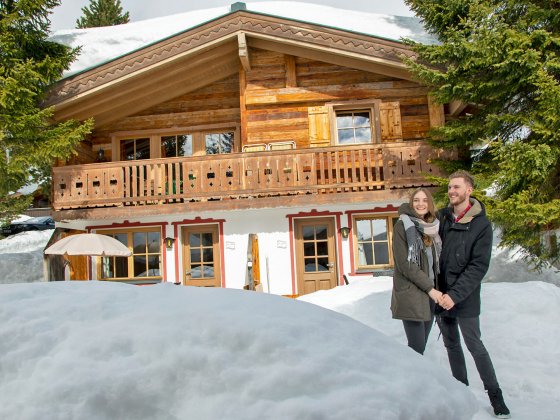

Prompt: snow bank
[
  {"left": 0, "top": 281, "right": 476, "bottom": 420},
  {"left": 0, "top": 230, "right": 52, "bottom": 284}
]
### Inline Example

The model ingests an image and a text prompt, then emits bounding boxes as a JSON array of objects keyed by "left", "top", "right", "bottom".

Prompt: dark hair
[
  {"left": 449, "top": 170, "right": 474, "bottom": 188},
  {"left": 409, "top": 188, "right": 437, "bottom": 222}
]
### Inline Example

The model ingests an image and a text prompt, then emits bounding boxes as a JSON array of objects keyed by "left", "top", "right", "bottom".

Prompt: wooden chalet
[{"left": 45, "top": 3, "right": 455, "bottom": 295}]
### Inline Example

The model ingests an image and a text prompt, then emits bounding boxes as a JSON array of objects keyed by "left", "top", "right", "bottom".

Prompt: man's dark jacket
[{"left": 437, "top": 198, "right": 492, "bottom": 317}]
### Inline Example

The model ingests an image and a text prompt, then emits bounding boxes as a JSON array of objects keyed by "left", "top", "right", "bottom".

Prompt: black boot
[{"left": 488, "top": 388, "right": 511, "bottom": 419}]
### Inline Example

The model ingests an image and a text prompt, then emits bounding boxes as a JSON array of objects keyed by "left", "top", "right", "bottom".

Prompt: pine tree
[
  {"left": 0, "top": 0, "right": 93, "bottom": 224},
  {"left": 404, "top": 0, "right": 560, "bottom": 268},
  {"left": 76, "top": 0, "right": 130, "bottom": 29}
]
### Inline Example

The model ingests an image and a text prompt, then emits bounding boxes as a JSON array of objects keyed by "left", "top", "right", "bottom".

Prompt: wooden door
[
  {"left": 181, "top": 225, "right": 221, "bottom": 287},
  {"left": 295, "top": 218, "right": 337, "bottom": 295}
]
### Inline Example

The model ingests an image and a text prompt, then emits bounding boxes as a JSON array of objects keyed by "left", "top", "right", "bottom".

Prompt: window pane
[
  {"left": 336, "top": 114, "right": 353, "bottom": 128},
  {"left": 303, "top": 242, "right": 315, "bottom": 257},
  {"left": 302, "top": 226, "right": 314, "bottom": 240},
  {"left": 337, "top": 129, "right": 354, "bottom": 144},
  {"left": 114, "top": 233, "right": 128, "bottom": 246},
  {"left": 358, "top": 243, "right": 374, "bottom": 266},
  {"left": 202, "top": 248, "right": 214, "bottom": 263},
  {"left": 189, "top": 233, "right": 201, "bottom": 247},
  {"left": 354, "top": 112, "right": 370, "bottom": 127},
  {"left": 134, "top": 256, "right": 146, "bottom": 277},
  {"left": 219, "top": 132, "right": 234, "bottom": 153},
  {"left": 136, "top": 138, "right": 150, "bottom": 160},
  {"left": 115, "top": 257, "right": 128, "bottom": 278},
  {"left": 147, "top": 232, "right": 160, "bottom": 253},
  {"left": 205, "top": 134, "right": 219, "bottom": 154},
  {"left": 133, "top": 232, "right": 146, "bottom": 253},
  {"left": 190, "top": 249, "right": 201, "bottom": 264},
  {"left": 204, "top": 264, "right": 214, "bottom": 278},
  {"left": 372, "top": 219, "right": 388, "bottom": 241},
  {"left": 354, "top": 128, "right": 372, "bottom": 143},
  {"left": 317, "top": 257, "right": 329, "bottom": 271},
  {"left": 201, "top": 233, "right": 213, "bottom": 246},
  {"left": 316, "top": 241, "right": 328, "bottom": 256},
  {"left": 121, "top": 139, "right": 135, "bottom": 161},
  {"left": 304, "top": 258, "right": 316, "bottom": 272},
  {"left": 147, "top": 256, "right": 160, "bottom": 276},
  {"left": 374, "top": 243, "right": 390, "bottom": 265},
  {"left": 191, "top": 264, "right": 202, "bottom": 278},
  {"left": 315, "top": 226, "right": 327, "bottom": 240},
  {"left": 161, "top": 136, "right": 177, "bottom": 158},
  {"left": 178, "top": 134, "right": 193, "bottom": 157},
  {"left": 356, "top": 219, "right": 372, "bottom": 241}
]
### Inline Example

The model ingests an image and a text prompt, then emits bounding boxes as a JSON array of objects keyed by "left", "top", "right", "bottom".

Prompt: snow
[
  {"left": 49, "top": 1, "right": 436, "bottom": 76},
  {"left": 1, "top": 233, "right": 559, "bottom": 418},
  {"left": 0, "top": 230, "right": 53, "bottom": 284}
]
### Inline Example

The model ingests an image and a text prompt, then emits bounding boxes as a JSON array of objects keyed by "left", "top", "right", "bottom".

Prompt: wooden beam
[
  {"left": 427, "top": 96, "right": 445, "bottom": 127},
  {"left": 247, "top": 36, "right": 415, "bottom": 81},
  {"left": 285, "top": 55, "right": 297, "bottom": 87},
  {"left": 53, "top": 188, "right": 412, "bottom": 221},
  {"left": 239, "top": 63, "right": 248, "bottom": 145},
  {"left": 448, "top": 100, "right": 467, "bottom": 117},
  {"left": 238, "top": 32, "right": 251, "bottom": 72}
]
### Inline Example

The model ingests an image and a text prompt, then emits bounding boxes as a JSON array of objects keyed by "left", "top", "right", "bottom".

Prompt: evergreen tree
[
  {"left": 76, "top": 0, "right": 130, "bottom": 29},
  {"left": 0, "top": 0, "right": 93, "bottom": 224},
  {"left": 404, "top": 0, "right": 560, "bottom": 268}
]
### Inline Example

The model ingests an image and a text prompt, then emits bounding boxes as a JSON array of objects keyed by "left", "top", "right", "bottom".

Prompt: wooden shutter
[
  {"left": 308, "top": 105, "right": 331, "bottom": 148},
  {"left": 379, "top": 102, "right": 403, "bottom": 142},
  {"left": 428, "top": 96, "right": 445, "bottom": 127}
]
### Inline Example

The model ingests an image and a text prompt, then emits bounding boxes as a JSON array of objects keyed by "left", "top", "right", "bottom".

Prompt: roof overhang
[{"left": 46, "top": 10, "right": 418, "bottom": 128}]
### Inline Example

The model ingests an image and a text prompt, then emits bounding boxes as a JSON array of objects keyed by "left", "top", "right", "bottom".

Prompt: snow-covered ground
[{"left": 0, "top": 230, "right": 559, "bottom": 419}]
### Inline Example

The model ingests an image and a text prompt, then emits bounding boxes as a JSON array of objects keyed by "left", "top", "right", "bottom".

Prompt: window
[
  {"left": 120, "top": 138, "right": 150, "bottom": 160},
  {"left": 205, "top": 132, "right": 234, "bottom": 155},
  {"left": 353, "top": 215, "right": 397, "bottom": 270},
  {"left": 161, "top": 134, "right": 193, "bottom": 158},
  {"left": 336, "top": 110, "right": 372, "bottom": 144},
  {"left": 328, "top": 100, "right": 382, "bottom": 145},
  {"left": 98, "top": 229, "right": 162, "bottom": 283}
]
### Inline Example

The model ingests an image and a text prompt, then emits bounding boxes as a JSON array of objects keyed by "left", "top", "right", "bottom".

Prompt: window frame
[
  {"left": 95, "top": 227, "right": 163, "bottom": 283},
  {"left": 352, "top": 213, "right": 398, "bottom": 271},
  {"left": 327, "top": 100, "right": 382, "bottom": 146},
  {"left": 111, "top": 123, "right": 240, "bottom": 161}
]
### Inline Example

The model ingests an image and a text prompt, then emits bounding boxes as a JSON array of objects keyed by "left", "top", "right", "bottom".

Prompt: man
[{"left": 437, "top": 170, "right": 511, "bottom": 419}]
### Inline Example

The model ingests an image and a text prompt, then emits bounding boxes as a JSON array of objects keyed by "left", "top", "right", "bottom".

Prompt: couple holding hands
[{"left": 391, "top": 170, "right": 511, "bottom": 419}]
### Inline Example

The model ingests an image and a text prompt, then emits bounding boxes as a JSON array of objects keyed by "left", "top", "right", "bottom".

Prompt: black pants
[
  {"left": 437, "top": 315, "right": 499, "bottom": 390},
  {"left": 402, "top": 317, "right": 434, "bottom": 354}
]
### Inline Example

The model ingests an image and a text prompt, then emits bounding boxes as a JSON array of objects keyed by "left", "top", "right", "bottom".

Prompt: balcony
[{"left": 52, "top": 142, "right": 452, "bottom": 212}]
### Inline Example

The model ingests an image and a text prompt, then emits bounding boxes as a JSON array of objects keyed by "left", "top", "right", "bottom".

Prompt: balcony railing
[{"left": 52, "top": 142, "right": 452, "bottom": 210}]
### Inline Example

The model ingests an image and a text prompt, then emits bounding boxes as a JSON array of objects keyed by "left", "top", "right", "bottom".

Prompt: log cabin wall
[
  {"left": 69, "top": 46, "right": 434, "bottom": 163},
  {"left": 87, "top": 75, "right": 241, "bottom": 162}
]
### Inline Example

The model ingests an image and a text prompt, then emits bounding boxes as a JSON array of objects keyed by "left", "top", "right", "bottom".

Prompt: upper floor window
[
  {"left": 328, "top": 100, "right": 382, "bottom": 146},
  {"left": 335, "top": 110, "right": 372, "bottom": 144},
  {"left": 205, "top": 132, "right": 234, "bottom": 155},
  {"left": 120, "top": 138, "right": 150, "bottom": 160},
  {"left": 161, "top": 134, "right": 193, "bottom": 158}
]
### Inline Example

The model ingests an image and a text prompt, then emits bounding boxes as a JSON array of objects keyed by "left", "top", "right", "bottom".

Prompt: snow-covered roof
[{"left": 49, "top": 2, "right": 435, "bottom": 77}]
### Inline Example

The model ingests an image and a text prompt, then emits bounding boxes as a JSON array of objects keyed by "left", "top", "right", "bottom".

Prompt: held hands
[{"left": 428, "top": 289, "right": 455, "bottom": 310}]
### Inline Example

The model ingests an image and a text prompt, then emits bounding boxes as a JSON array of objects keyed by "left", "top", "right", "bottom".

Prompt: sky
[
  {"left": 50, "top": 0, "right": 415, "bottom": 31},
  {"left": 1, "top": 230, "right": 559, "bottom": 419}
]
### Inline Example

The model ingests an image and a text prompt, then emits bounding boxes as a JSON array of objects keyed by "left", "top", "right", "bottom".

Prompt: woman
[{"left": 391, "top": 188, "right": 442, "bottom": 354}]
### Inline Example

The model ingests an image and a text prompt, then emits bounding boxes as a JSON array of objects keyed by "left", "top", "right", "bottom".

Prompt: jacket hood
[{"left": 454, "top": 198, "right": 485, "bottom": 224}]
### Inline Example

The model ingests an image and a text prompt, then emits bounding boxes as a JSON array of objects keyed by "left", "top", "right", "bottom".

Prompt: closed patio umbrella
[{"left": 44, "top": 233, "right": 132, "bottom": 257}]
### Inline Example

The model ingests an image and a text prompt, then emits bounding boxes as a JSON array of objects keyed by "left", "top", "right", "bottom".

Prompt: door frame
[
  {"left": 180, "top": 223, "right": 222, "bottom": 287},
  {"left": 293, "top": 216, "right": 339, "bottom": 296}
]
